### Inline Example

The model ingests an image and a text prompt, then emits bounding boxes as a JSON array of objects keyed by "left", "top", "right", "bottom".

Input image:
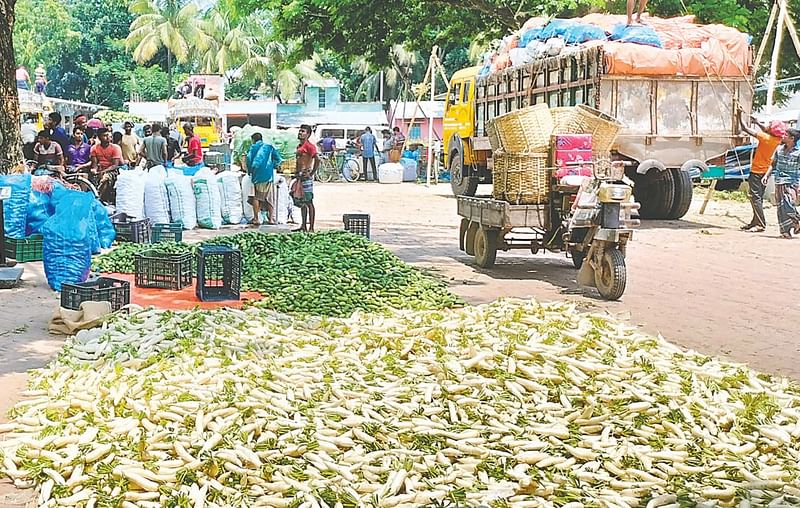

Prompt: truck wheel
[
  {"left": 450, "top": 152, "right": 478, "bottom": 196},
  {"left": 474, "top": 227, "right": 498, "bottom": 268},
  {"left": 465, "top": 222, "right": 479, "bottom": 256},
  {"left": 666, "top": 168, "right": 692, "bottom": 219},
  {"left": 594, "top": 248, "right": 626, "bottom": 300},
  {"left": 634, "top": 168, "right": 674, "bottom": 219}
]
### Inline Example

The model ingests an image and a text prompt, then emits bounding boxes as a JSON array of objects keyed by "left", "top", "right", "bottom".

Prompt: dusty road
[{"left": 0, "top": 182, "right": 798, "bottom": 505}]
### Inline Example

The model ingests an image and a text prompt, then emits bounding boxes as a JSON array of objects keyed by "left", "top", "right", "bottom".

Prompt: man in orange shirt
[
  {"left": 91, "top": 128, "right": 125, "bottom": 204},
  {"left": 738, "top": 109, "right": 785, "bottom": 232}
]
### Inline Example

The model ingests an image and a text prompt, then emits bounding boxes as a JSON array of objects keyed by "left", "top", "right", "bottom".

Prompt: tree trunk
[
  {"left": 0, "top": 0, "right": 22, "bottom": 173},
  {"left": 167, "top": 49, "right": 173, "bottom": 99}
]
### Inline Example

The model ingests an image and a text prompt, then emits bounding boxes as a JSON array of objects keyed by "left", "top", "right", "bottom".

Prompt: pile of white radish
[{"left": 1, "top": 299, "right": 799, "bottom": 508}]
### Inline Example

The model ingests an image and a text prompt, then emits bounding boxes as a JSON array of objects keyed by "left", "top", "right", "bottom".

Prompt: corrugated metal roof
[
  {"left": 277, "top": 110, "right": 388, "bottom": 128},
  {"left": 389, "top": 100, "right": 445, "bottom": 120}
]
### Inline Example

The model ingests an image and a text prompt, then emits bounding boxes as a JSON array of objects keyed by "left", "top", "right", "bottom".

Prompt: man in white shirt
[{"left": 21, "top": 117, "right": 39, "bottom": 161}]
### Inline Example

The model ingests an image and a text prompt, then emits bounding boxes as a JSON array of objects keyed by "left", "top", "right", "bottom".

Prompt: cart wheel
[
  {"left": 458, "top": 219, "right": 469, "bottom": 252},
  {"left": 465, "top": 222, "right": 479, "bottom": 256},
  {"left": 474, "top": 227, "right": 498, "bottom": 268},
  {"left": 594, "top": 248, "right": 626, "bottom": 300},
  {"left": 570, "top": 248, "right": 585, "bottom": 269}
]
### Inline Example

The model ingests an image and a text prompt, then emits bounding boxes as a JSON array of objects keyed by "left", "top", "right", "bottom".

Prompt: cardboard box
[{"left": 555, "top": 134, "right": 592, "bottom": 151}]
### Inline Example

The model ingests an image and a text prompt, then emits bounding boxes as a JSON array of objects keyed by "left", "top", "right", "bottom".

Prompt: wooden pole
[
  {"left": 766, "top": 1, "right": 786, "bottom": 114},
  {"left": 426, "top": 47, "right": 438, "bottom": 188},
  {"left": 755, "top": 3, "right": 778, "bottom": 71}
]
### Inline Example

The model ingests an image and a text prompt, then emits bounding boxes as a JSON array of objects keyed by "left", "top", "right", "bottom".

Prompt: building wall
[{"left": 392, "top": 118, "right": 443, "bottom": 143}]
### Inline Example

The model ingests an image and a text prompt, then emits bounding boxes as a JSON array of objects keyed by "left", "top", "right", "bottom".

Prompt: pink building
[{"left": 388, "top": 100, "right": 445, "bottom": 145}]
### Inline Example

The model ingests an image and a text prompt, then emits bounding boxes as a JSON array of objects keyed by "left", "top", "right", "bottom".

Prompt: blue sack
[
  {"left": 563, "top": 23, "right": 607, "bottom": 44},
  {"left": 182, "top": 164, "right": 205, "bottom": 177},
  {"left": 41, "top": 190, "right": 95, "bottom": 291},
  {"left": 610, "top": 23, "right": 663, "bottom": 48},
  {"left": 93, "top": 199, "right": 115, "bottom": 250},
  {"left": 520, "top": 28, "right": 544, "bottom": 47},
  {"left": 0, "top": 174, "right": 32, "bottom": 239},
  {"left": 540, "top": 19, "right": 577, "bottom": 40},
  {"left": 26, "top": 190, "right": 54, "bottom": 236}
]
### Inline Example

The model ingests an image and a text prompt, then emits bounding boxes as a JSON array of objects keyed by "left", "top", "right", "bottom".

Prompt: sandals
[
  {"left": 781, "top": 233, "right": 794, "bottom": 239},
  {"left": 741, "top": 225, "right": 765, "bottom": 233}
]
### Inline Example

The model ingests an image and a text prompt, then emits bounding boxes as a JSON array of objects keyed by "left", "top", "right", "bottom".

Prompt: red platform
[{"left": 103, "top": 273, "right": 262, "bottom": 310}]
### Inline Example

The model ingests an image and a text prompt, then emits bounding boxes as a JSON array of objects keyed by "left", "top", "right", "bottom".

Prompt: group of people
[
  {"left": 244, "top": 125, "right": 319, "bottom": 232},
  {"left": 175, "top": 77, "right": 207, "bottom": 99},
  {"left": 316, "top": 126, "right": 406, "bottom": 182},
  {"left": 739, "top": 108, "right": 800, "bottom": 239},
  {"left": 25, "top": 111, "right": 204, "bottom": 204},
  {"left": 16, "top": 65, "right": 47, "bottom": 94}
]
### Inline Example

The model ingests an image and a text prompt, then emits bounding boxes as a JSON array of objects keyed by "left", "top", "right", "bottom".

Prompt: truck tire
[
  {"left": 634, "top": 168, "right": 674, "bottom": 219},
  {"left": 474, "top": 227, "right": 498, "bottom": 268},
  {"left": 450, "top": 152, "right": 478, "bottom": 196},
  {"left": 594, "top": 247, "right": 626, "bottom": 300},
  {"left": 666, "top": 168, "right": 692, "bottom": 219}
]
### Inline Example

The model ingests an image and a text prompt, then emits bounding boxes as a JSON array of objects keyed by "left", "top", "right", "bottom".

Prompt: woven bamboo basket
[
  {"left": 493, "top": 104, "right": 554, "bottom": 153},
  {"left": 550, "top": 107, "right": 575, "bottom": 134},
  {"left": 491, "top": 153, "right": 506, "bottom": 200},
  {"left": 563, "top": 104, "right": 624, "bottom": 152},
  {"left": 494, "top": 152, "right": 551, "bottom": 204},
  {"left": 486, "top": 119, "right": 502, "bottom": 152}
]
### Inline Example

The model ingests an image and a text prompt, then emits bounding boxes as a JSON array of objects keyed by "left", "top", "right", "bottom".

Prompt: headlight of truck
[{"left": 598, "top": 183, "right": 632, "bottom": 203}]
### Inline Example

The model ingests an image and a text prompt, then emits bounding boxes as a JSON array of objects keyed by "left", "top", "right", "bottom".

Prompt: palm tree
[
  {"left": 126, "top": 0, "right": 210, "bottom": 96},
  {"left": 354, "top": 45, "right": 421, "bottom": 102},
  {"left": 199, "top": 10, "right": 253, "bottom": 76}
]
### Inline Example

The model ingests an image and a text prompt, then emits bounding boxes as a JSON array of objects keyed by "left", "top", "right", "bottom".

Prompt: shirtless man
[{"left": 294, "top": 124, "right": 321, "bottom": 232}]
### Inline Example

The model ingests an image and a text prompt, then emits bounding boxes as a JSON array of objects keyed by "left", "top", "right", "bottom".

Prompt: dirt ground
[{"left": 0, "top": 182, "right": 798, "bottom": 505}]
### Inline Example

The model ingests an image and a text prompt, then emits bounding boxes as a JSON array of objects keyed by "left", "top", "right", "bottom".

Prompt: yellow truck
[
  {"left": 443, "top": 45, "right": 752, "bottom": 220},
  {"left": 169, "top": 97, "right": 221, "bottom": 149}
]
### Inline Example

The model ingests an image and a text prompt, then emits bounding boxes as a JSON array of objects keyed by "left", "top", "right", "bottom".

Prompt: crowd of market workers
[{"left": 736, "top": 110, "right": 800, "bottom": 239}]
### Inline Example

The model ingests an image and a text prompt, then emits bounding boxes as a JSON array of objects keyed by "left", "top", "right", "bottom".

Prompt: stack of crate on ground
[{"left": 487, "top": 103, "right": 624, "bottom": 204}]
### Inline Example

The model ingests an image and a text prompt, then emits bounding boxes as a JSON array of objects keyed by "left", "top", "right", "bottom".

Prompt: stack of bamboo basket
[{"left": 488, "top": 103, "right": 623, "bottom": 204}]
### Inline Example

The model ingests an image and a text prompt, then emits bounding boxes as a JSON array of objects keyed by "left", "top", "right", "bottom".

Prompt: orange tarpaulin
[
  {"left": 103, "top": 273, "right": 262, "bottom": 310},
  {"left": 577, "top": 14, "right": 751, "bottom": 77}
]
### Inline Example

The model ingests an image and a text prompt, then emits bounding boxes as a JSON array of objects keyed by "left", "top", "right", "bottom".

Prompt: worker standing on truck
[
  {"left": 737, "top": 109, "right": 784, "bottom": 233},
  {"left": 627, "top": 0, "right": 648, "bottom": 25}
]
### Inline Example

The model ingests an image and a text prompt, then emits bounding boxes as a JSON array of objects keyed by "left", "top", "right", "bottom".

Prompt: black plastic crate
[
  {"left": 196, "top": 245, "right": 241, "bottom": 302},
  {"left": 343, "top": 213, "right": 371, "bottom": 239},
  {"left": 61, "top": 277, "right": 130, "bottom": 311},
  {"left": 134, "top": 250, "right": 193, "bottom": 290},
  {"left": 151, "top": 223, "right": 183, "bottom": 243},
  {"left": 4, "top": 235, "right": 43, "bottom": 262},
  {"left": 112, "top": 213, "right": 152, "bottom": 244}
]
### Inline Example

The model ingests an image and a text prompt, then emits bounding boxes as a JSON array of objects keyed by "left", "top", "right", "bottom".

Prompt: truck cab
[{"left": 443, "top": 67, "right": 491, "bottom": 195}]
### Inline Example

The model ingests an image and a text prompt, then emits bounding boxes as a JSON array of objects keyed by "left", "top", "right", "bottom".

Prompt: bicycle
[
  {"left": 30, "top": 163, "right": 99, "bottom": 199},
  {"left": 316, "top": 151, "right": 361, "bottom": 183}
]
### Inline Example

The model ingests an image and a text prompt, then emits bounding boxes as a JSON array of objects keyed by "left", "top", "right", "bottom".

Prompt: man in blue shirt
[
  {"left": 46, "top": 112, "right": 70, "bottom": 154},
  {"left": 359, "top": 127, "right": 379, "bottom": 181},
  {"left": 246, "top": 132, "right": 282, "bottom": 225}
]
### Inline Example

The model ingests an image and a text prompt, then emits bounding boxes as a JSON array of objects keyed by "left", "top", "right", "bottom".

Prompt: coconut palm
[
  {"left": 199, "top": 10, "right": 255, "bottom": 76},
  {"left": 126, "top": 0, "right": 210, "bottom": 95},
  {"left": 354, "top": 45, "right": 421, "bottom": 101}
]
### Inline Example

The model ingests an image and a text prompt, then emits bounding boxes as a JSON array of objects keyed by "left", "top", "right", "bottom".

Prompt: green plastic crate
[
  {"left": 4, "top": 235, "right": 44, "bottom": 262},
  {"left": 151, "top": 223, "right": 183, "bottom": 243}
]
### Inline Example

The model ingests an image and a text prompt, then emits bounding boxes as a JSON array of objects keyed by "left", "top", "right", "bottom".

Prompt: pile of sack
[
  {"left": 480, "top": 16, "right": 663, "bottom": 77},
  {"left": 116, "top": 165, "right": 296, "bottom": 231},
  {"left": 478, "top": 14, "right": 751, "bottom": 78},
  {"left": 0, "top": 174, "right": 116, "bottom": 291}
]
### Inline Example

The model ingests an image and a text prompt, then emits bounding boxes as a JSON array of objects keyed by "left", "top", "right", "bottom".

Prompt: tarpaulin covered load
[
  {"left": 579, "top": 14, "right": 751, "bottom": 77},
  {"left": 492, "top": 13, "right": 751, "bottom": 78}
]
